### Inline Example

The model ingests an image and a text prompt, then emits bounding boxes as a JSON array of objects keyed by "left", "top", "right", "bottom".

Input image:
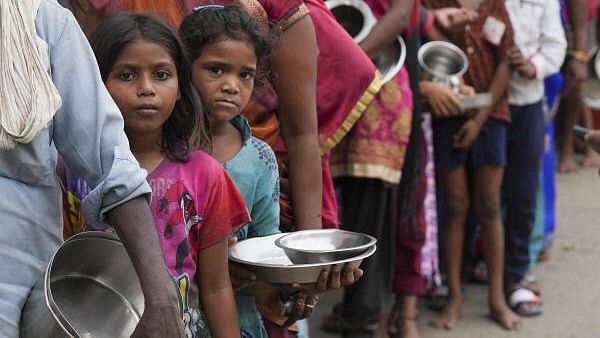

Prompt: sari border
[
  {"left": 277, "top": 3, "right": 310, "bottom": 31},
  {"left": 330, "top": 162, "right": 402, "bottom": 184},
  {"left": 319, "top": 71, "right": 382, "bottom": 154}
]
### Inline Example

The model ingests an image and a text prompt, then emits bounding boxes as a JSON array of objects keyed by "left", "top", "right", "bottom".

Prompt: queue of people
[{"left": 0, "top": 0, "right": 597, "bottom": 337}]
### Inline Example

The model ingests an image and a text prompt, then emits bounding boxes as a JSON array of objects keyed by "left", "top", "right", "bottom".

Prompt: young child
[
  {"left": 423, "top": 0, "right": 520, "bottom": 331},
  {"left": 180, "top": 6, "right": 318, "bottom": 338},
  {"left": 503, "top": 0, "right": 566, "bottom": 316},
  {"left": 61, "top": 13, "right": 250, "bottom": 337}
]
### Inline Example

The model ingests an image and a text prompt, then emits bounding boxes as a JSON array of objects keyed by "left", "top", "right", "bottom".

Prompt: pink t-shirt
[
  {"left": 59, "top": 150, "right": 250, "bottom": 335},
  {"left": 146, "top": 151, "right": 250, "bottom": 310}
]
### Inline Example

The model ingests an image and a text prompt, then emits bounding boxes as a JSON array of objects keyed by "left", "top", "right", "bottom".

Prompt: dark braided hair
[
  {"left": 179, "top": 5, "right": 272, "bottom": 68},
  {"left": 90, "top": 13, "right": 212, "bottom": 161}
]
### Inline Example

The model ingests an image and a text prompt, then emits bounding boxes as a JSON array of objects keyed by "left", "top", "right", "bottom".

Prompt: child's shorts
[{"left": 433, "top": 117, "right": 507, "bottom": 171}]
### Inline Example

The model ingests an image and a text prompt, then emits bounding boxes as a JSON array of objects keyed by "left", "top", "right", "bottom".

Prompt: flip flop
[
  {"left": 521, "top": 275, "right": 542, "bottom": 295},
  {"left": 507, "top": 287, "right": 543, "bottom": 317}
]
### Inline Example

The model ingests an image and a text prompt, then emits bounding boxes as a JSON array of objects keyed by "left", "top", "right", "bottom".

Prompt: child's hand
[
  {"left": 282, "top": 292, "right": 320, "bottom": 327},
  {"left": 454, "top": 119, "right": 482, "bottom": 149},
  {"left": 433, "top": 7, "right": 478, "bottom": 32},
  {"left": 421, "top": 81, "right": 464, "bottom": 117},
  {"left": 507, "top": 47, "right": 536, "bottom": 79},
  {"left": 291, "top": 263, "right": 363, "bottom": 292},
  {"left": 459, "top": 83, "right": 475, "bottom": 96},
  {"left": 254, "top": 283, "right": 320, "bottom": 328}
]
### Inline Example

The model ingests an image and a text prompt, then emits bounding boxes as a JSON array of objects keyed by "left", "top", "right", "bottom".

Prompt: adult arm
[
  {"left": 48, "top": 5, "right": 183, "bottom": 336},
  {"left": 569, "top": 0, "right": 589, "bottom": 53},
  {"left": 432, "top": 6, "right": 478, "bottom": 33},
  {"left": 359, "top": 0, "right": 414, "bottom": 58},
  {"left": 565, "top": 0, "right": 589, "bottom": 91},
  {"left": 109, "top": 199, "right": 185, "bottom": 337},
  {"left": 270, "top": 15, "right": 322, "bottom": 230}
]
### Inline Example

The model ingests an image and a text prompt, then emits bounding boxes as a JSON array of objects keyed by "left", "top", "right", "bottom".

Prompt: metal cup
[{"left": 418, "top": 41, "right": 469, "bottom": 90}]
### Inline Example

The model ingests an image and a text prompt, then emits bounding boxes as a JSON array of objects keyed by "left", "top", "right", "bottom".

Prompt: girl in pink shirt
[{"left": 63, "top": 12, "right": 251, "bottom": 337}]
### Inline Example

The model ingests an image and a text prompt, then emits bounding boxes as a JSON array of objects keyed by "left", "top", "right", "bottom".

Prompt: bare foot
[
  {"left": 390, "top": 317, "right": 420, "bottom": 338},
  {"left": 558, "top": 156, "right": 579, "bottom": 173},
  {"left": 430, "top": 297, "right": 462, "bottom": 330},
  {"left": 490, "top": 301, "right": 521, "bottom": 331},
  {"left": 583, "top": 150, "right": 600, "bottom": 167}
]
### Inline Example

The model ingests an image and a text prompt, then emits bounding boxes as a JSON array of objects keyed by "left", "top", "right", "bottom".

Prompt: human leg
[
  {"left": 431, "top": 167, "right": 469, "bottom": 330},
  {"left": 504, "top": 103, "right": 545, "bottom": 288},
  {"left": 390, "top": 149, "right": 428, "bottom": 338},
  {"left": 389, "top": 295, "right": 419, "bottom": 338},
  {"left": 556, "top": 87, "right": 584, "bottom": 172},
  {"left": 474, "top": 165, "right": 521, "bottom": 330},
  {"left": 504, "top": 103, "right": 545, "bottom": 317},
  {"left": 337, "top": 177, "right": 396, "bottom": 338}
]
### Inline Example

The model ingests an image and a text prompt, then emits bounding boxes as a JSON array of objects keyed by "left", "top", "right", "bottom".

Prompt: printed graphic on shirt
[
  {"left": 150, "top": 179, "right": 203, "bottom": 301},
  {"left": 177, "top": 273, "right": 190, "bottom": 309},
  {"left": 65, "top": 191, "right": 85, "bottom": 235}
]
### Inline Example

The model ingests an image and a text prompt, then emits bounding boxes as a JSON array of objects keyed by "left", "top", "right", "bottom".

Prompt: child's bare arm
[
  {"left": 198, "top": 238, "right": 241, "bottom": 338},
  {"left": 454, "top": 60, "right": 511, "bottom": 149},
  {"left": 472, "top": 60, "right": 511, "bottom": 126}
]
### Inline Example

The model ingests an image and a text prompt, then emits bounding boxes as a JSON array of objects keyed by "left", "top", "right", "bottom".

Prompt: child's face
[
  {"left": 191, "top": 39, "right": 257, "bottom": 125},
  {"left": 105, "top": 39, "right": 179, "bottom": 139}
]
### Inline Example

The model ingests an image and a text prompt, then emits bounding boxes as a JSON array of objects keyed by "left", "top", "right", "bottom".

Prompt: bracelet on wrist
[{"left": 568, "top": 49, "right": 591, "bottom": 63}]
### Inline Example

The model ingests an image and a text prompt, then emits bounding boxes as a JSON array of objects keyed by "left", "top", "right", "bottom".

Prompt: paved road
[{"left": 309, "top": 168, "right": 600, "bottom": 338}]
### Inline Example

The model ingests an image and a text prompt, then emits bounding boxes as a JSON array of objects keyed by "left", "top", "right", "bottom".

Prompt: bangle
[{"left": 568, "top": 49, "right": 591, "bottom": 63}]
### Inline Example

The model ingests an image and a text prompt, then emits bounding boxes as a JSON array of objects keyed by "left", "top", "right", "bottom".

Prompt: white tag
[{"left": 482, "top": 16, "right": 506, "bottom": 46}]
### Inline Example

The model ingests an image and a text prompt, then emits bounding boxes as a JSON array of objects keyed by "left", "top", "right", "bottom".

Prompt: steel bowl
[
  {"left": 37, "top": 231, "right": 175, "bottom": 337},
  {"left": 325, "top": 0, "right": 377, "bottom": 43},
  {"left": 372, "top": 36, "right": 407, "bottom": 84},
  {"left": 418, "top": 41, "right": 468, "bottom": 86},
  {"left": 229, "top": 233, "right": 377, "bottom": 284},
  {"left": 274, "top": 229, "right": 377, "bottom": 264}
]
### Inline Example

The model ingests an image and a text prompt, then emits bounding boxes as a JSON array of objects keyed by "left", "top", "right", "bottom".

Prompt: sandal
[
  {"left": 521, "top": 275, "right": 542, "bottom": 295},
  {"left": 507, "top": 287, "right": 543, "bottom": 317}
]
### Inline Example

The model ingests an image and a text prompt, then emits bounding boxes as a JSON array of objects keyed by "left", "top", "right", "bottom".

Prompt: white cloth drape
[{"left": 0, "top": 0, "right": 61, "bottom": 149}]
